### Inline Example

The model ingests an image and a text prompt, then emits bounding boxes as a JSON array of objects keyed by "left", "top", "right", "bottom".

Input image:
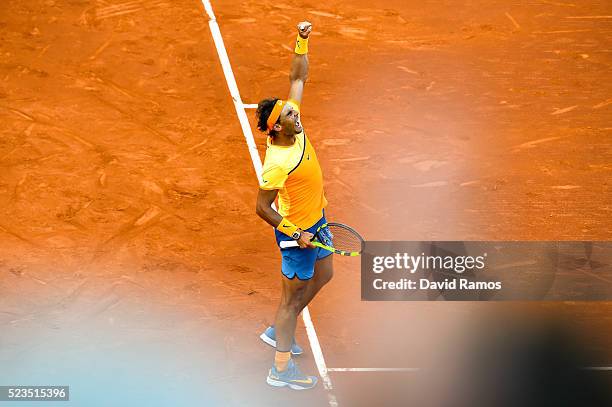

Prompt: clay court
[{"left": 1, "top": 0, "right": 611, "bottom": 405}]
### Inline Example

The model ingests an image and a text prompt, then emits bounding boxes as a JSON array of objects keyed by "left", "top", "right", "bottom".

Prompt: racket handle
[{"left": 280, "top": 240, "right": 300, "bottom": 249}]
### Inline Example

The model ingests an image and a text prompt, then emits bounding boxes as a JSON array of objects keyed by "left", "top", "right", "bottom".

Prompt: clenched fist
[{"left": 297, "top": 21, "right": 312, "bottom": 39}]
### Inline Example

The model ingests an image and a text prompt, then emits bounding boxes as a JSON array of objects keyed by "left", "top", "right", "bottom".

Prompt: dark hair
[{"left": 256, "top": 97, "right": 280, "bottom": 135}]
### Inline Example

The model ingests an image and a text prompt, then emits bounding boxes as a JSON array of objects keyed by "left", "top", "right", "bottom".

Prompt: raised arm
[{"left": 288, "top": 21, "right": 312, "bottom": 105}]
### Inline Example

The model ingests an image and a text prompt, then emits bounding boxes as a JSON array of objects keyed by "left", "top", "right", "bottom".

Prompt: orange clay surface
[{"left": 1, "top": 1, "right": 610, "bottom": 406}]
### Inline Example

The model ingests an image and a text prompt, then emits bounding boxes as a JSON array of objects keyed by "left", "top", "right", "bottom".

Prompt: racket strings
[{"left": 325, "top": 224, "right": 363, "bottom": 253}]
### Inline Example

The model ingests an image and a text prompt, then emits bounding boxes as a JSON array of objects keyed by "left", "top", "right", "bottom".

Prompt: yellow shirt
[{"left": 259, "top": 104, "right": 327, "bottom": 229}]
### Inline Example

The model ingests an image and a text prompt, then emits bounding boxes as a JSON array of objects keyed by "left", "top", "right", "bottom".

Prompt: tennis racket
[{"left": 279, "top": 222, "right": 364, "bottom": 256}]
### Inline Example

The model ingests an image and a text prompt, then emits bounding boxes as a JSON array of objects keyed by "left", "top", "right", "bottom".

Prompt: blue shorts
[{"left": 274, "top": 212, "right": 333, "bottom": 280}]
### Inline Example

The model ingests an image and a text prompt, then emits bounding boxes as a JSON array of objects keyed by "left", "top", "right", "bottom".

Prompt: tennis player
[{"left": 255, "top": 21, "right": 333, "bottom": 390}]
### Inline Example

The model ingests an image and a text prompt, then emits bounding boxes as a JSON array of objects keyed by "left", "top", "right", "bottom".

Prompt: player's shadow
[
  {"left": 556, "top": 242, "right": 608, "bottom": 271},
  {"left": 425, "top": 242, "right": 498, "bottom": 301}
]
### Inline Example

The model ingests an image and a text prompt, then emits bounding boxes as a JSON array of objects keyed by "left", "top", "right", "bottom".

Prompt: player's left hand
[{"left": 297, "top": 21, "right": 312, "bottom": 39}]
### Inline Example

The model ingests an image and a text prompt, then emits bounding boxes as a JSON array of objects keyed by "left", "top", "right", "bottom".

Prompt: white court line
[
  {"left": 326, "top": 367, "right": 612, "bottom": 372},
  {"left": 303, "top": 307, "right": 338, "bottom": 406},
  {"left": 200, "top": 1, "right": 337, "bottom": 405},
  {"left": 200, "top": 0, "right": 262, "bottom": 178},
  {"left": 244, "top": 103, "right": 258, "bottom": 109},
  {"left": 328, "top": 368, "right": 420, "bottom": 372}
]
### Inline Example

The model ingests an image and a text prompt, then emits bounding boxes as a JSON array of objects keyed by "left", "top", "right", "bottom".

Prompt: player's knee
[
  {"left": 283, "top": 298, "right": 303, "bottom": 315},
  {"left": 281, "top": 287, "right": 307, "bottom": 314}
]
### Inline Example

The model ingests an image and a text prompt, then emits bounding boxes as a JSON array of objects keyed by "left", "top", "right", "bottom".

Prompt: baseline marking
[
  {"left": 200, "top": 1, "right": 337, "bottom": 405},
  {"left": 326, "top": 366, "right": 612, "bottom": 372},
  {"left": 328, "top": 367, "right": 420, "bottom": 372}
]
